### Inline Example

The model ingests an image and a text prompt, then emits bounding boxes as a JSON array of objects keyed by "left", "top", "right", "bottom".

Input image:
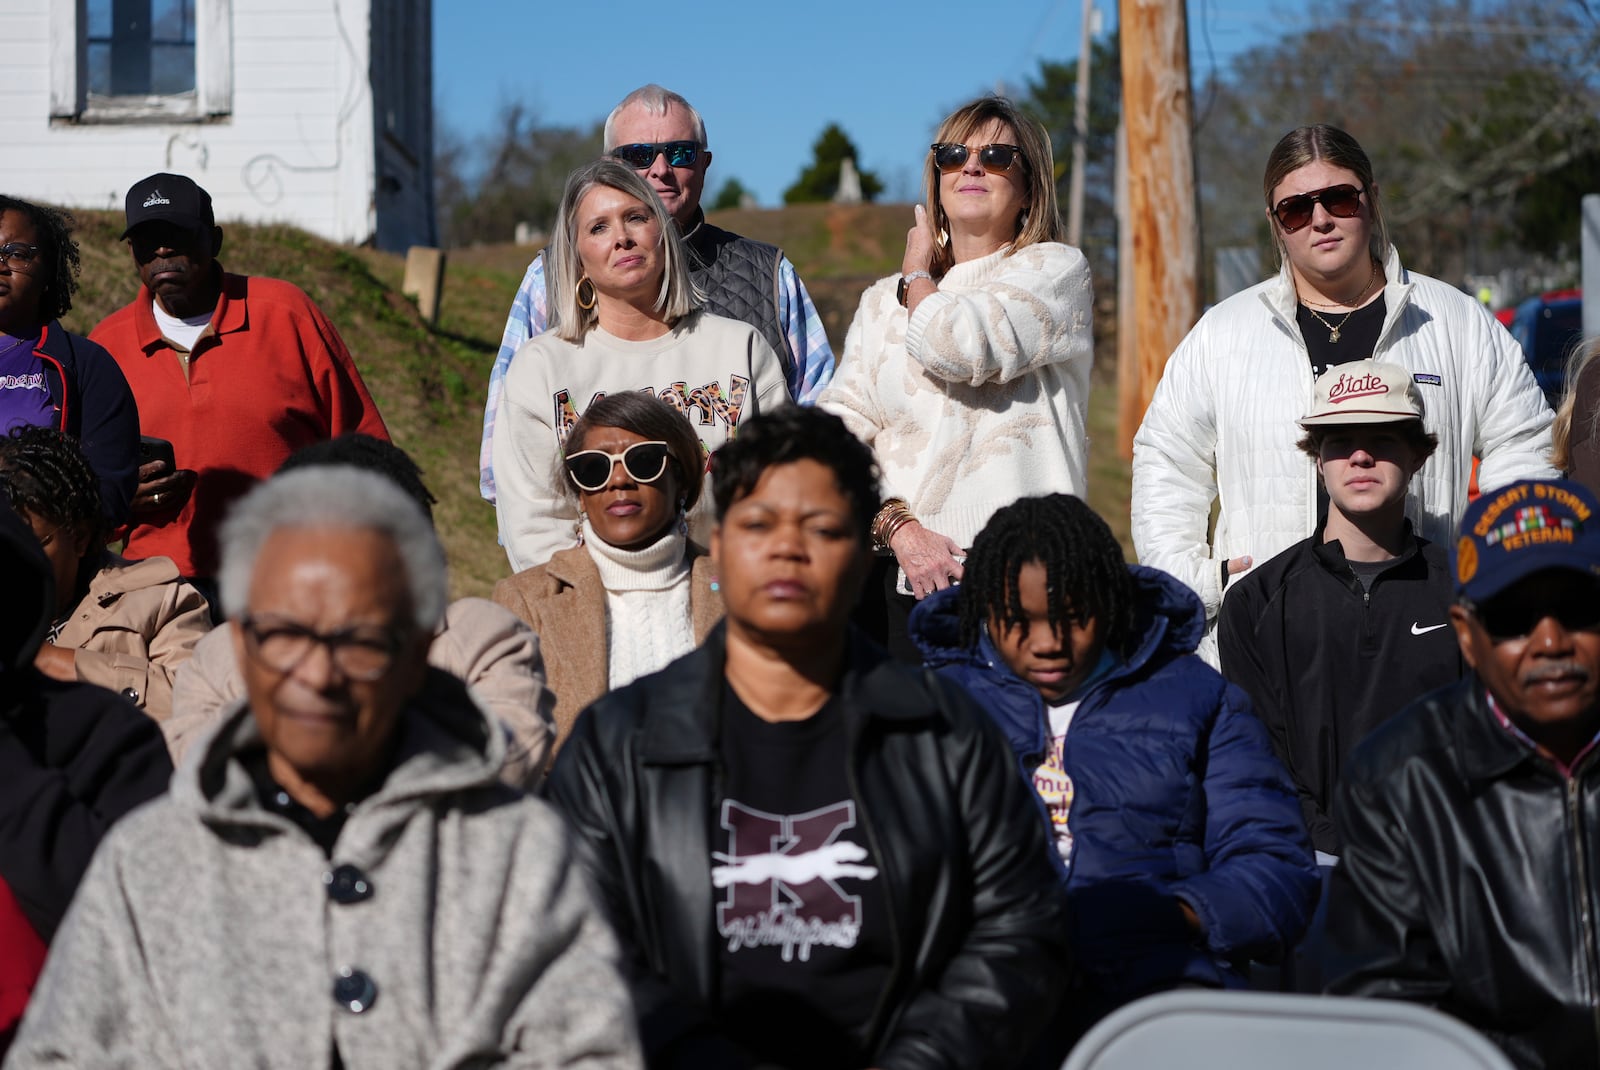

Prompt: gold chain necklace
[
  {"left": 1301, "top": 261, "right": 1379, "bottom": 343},
  {"left": 1306, "top": 305, "right": 1356, "bottom": 344}
]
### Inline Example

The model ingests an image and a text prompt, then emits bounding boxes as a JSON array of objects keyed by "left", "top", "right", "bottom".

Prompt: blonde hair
[
  {"left": 1262, "top": 124, "right": 1389, "bottom": 267},
  {"left": 1551, "top": 335, "right": 1600, "bottom": 473},
  {"left": 923, "top": 97, "right": 1065, "bottom": 278},
  {"left": 546, "top": 159, "right": 697, "bottom": 343}
]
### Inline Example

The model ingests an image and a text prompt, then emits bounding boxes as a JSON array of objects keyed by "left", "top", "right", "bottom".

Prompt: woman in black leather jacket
[{"left": 547, "top": 406, "right": 1071, "bottom": 1070}]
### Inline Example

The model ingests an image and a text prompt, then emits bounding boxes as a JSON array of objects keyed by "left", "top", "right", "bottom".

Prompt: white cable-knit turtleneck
[{"left": 583, "top": 519, "right": 696, "bottom": 690}]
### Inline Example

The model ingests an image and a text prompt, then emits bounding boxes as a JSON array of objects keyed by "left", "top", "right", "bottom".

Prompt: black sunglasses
[
  {"left": 565, "top": 440, "right": 672, "bottom": 492},
  {"left": 1468, "top": 591, "right": 1600, "bottom": 643},
  {"left": 611, "top": 141, "right": 702, "bottom": 170},
  {"left": 931, "top": 143, "right": 1025, "bottom": 174},
  {"left": 1271, "top": 184, "right": 1366, "bottom": 233}
]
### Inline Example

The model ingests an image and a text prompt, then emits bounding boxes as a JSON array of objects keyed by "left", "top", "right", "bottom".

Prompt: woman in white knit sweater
[
  {"left": 492, "top": 159, "right": 788, "bottom": 573},
  {"left": 494, "top": 392, "right": 723, "bottom": 752},
  {"left": 821, "top": 96, "right": 1094, "bottom": 660}
]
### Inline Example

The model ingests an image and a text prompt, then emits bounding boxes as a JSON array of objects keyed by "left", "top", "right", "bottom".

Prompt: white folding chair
[{"left": 1062, "top": 990, "right": 1515, "bottom": 1070}]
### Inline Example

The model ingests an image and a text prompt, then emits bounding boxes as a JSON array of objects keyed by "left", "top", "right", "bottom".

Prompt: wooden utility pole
[
  {"left": 1116, "top": 0, "right": 1201, "bottom": 457},
  {"left": 1066, "top": 0, "right": 1095, "bottom": 247}
]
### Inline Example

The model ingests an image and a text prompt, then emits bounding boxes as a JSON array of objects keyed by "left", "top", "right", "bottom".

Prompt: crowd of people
[{"left": 1, "top": 80, "right": 1598, "bottom": 1070}]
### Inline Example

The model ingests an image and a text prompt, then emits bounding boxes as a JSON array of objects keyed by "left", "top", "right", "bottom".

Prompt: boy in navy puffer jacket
[{"left": 910, "top": 494, "right": 1317, "bottom": 1037}]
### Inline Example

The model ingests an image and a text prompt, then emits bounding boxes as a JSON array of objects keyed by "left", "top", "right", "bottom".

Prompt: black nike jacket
[{"left": 1217, "top": 524, "right": 1463, "bottom": 855}]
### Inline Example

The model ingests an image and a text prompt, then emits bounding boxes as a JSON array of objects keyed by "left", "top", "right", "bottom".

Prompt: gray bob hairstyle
[
  {"left": 217, "top": 466, "right": 448, "bottom": 634},
  {"left": 546, "top": 158, "right": 698, "bottom": 343}
]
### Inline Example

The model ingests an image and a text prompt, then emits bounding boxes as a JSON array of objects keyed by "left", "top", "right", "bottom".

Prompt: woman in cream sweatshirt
[{"left": 491, "top": 158, "right": 788, "bottom": 574}]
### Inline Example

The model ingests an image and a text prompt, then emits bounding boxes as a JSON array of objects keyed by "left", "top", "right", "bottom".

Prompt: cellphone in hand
[{"left": 139, "top": 435, "right": 176, "bottom": 472}]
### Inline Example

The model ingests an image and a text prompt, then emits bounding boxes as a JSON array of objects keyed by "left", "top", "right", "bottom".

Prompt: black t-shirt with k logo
[{"left": 712, "top": 685, "right": 892, "bottom": 1069}]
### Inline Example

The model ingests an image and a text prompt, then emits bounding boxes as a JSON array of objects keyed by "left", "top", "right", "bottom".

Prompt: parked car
[{"left": 1508, "top": 289, "right": 1584, "bottom": 407}]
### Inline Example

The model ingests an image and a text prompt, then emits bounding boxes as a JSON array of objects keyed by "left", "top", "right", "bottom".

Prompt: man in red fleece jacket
[
  {"left": 91, "top": 173, "right": 389, "bottom": 591},
  {"left": 0, "top": 878, "right": 47, "bottom": 1057}
]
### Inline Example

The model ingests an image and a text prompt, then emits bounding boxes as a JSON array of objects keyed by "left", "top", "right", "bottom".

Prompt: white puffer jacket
[{"left": 1132, "top": 246, "right": 1554, "bottom": 661}]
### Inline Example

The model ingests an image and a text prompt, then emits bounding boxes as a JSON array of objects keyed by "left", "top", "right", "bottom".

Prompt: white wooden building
[{"left": 1, "top": 0, "right": 434, "bottom": 251}]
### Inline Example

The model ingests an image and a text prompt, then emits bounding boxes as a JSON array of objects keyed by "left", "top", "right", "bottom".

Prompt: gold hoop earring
[{"left": 576, "top": 275, "right": 597, "bottom": 311}]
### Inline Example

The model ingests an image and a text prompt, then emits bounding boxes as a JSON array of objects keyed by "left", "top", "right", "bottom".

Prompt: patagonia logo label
[{"left": 1413, "top": 373, "right": 1442, "bottom": 386}]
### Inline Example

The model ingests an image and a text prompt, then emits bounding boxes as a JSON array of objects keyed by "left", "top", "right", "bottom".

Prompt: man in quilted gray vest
[{"left": 479, "top": 84, "right": 836, "bottom": 506}]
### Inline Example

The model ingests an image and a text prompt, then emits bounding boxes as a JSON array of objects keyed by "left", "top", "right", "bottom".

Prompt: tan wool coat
[
  {"left": 56, "top": 552, "right": 213, "bottom": 720},
  {"left": 165, "top": 598, "right": 556, "bottom": 787},
  {"left": 493, "top": 545, "right": 722, "bottom": 752}
]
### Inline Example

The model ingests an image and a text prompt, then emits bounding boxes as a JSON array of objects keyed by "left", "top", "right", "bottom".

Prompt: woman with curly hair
[
  {"left": 0, "top": 195, "right": 140, "bottom": 524},
  {"left": 548, "top": 407, "right": 1071, "bottom": 1070},
  {"left": 0, "top": 425, "right": 210, "bottom": 720}
]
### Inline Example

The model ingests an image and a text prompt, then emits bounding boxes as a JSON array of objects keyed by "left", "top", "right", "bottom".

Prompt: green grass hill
[{"left": 60, "top": 202, "right": 1129, "bottom": 598}]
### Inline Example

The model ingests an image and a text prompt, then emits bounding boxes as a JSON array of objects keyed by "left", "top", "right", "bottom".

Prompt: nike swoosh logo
[{"left": 1411, "top": 623, "right": 1448, "bottom": 635}]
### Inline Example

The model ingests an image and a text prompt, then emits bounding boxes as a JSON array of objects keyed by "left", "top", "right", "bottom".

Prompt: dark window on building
[{"left": 87, "top": 0, "right": 196, "bottom": 97}]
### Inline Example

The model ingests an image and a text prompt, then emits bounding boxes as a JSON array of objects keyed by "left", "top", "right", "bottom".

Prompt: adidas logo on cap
[{"left": 142, "top": 190, "right": 171, "bottom": 208}]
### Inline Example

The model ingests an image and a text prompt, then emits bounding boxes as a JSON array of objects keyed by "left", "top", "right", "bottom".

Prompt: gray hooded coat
[{"left": 6, "top": 669, "right": 641, "bottom": 1069}]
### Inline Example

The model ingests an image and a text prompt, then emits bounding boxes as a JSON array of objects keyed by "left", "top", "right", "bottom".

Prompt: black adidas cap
[{"left": 121, "top": 172, "right": 215, "bottom": 239}]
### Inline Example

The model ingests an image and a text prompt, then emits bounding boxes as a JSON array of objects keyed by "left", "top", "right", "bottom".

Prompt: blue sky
[{"left": 432, "top": 0, "right": 1287, "bottom": 207}]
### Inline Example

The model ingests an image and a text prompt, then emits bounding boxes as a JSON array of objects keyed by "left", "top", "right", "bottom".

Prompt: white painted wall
[{"left": 0, "top": 0, "right": 385, "bottom": 245}]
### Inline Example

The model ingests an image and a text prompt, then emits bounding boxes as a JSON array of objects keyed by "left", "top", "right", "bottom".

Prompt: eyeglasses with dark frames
[
  {"left": 565, "top": 440, "right": 672, "bottom": 493},
  {"left": 1271, "top": 184, "right": 1366, "bottom": 233},
  {"left": 611, "top": 141, "right": 703, "bottom": 170},
  {"left": 0, "top": 242, "right": 41, "bottom": 269},
  {"left": 239, "top": 615, "right": 409, "bottom": 682},
  {"left": 931, "top": 143, "right": 1026, "bottom": 174}
]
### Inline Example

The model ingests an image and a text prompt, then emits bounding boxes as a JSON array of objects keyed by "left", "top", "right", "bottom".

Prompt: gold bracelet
[
  {"left": 871, "top": 499, "right": 904, "bottom": 544},
  {"left": 880, "top": 512, "right": 916, "bottom": 551},
  {"left": 872, "top": 499, "right": 916, "bottom": 551},
  {"left": 871, "top": 501, "right": 907, "bottom": 547}
]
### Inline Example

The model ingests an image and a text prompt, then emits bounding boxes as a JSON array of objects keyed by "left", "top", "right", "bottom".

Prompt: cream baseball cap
[{"left": 1299, "top": 361, "right": 1426, "bottom": 427}]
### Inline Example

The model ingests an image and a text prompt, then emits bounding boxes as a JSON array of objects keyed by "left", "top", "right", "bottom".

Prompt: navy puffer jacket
[{"left": 910, "top": 564, "right": 1317, "bottom": 1001}]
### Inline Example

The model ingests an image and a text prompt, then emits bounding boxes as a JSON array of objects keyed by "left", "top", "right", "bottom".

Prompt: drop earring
[
  {"left": 575, "top": 511, "right": 586, "bottom": 544},
  {"left": 676, "top": 497, "right": 689, "bottom": 537}
]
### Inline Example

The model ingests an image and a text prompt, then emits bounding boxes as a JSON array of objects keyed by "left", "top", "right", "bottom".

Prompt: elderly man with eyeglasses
[
  {"left": 1326, "top": 478, "right": 1600, "bottom": 1069},
  {"left": 8, "top": 466, "right": 641, "bottom": 1069},
  {"left": 478, "top": 83, "right": 836, "bottom": 506}
]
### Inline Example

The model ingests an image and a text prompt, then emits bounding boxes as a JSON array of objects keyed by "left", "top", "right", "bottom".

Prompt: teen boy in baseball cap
[{"left": 1219, "top": 360, "right": 1463, "bottom": 988}]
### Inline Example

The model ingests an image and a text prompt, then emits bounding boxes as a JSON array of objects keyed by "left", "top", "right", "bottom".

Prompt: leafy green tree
[
  {"left": 1018, "top": 34, "right": 1122, "bottom": 281},
  {"left": 784, "top": 124, "right": 884, "bottom": 204},
  {"left": 1192, "top": 0, "right": 1600, "bottom": 289},
  {"left": 710, "top": 178, "right": 754, "bottom": 211},
  {"left": 1020, "top": 34, "right": 1122, "bottom": 210},
  {"left": 1442, "top": 68, "right": 1600, "bottom": 260}
]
